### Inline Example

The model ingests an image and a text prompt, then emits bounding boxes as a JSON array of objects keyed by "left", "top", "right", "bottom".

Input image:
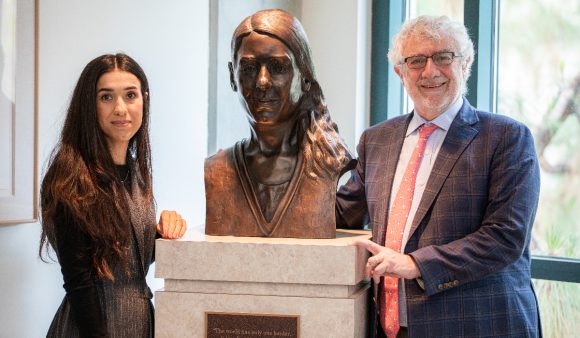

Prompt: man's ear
[
  {"left": 394, "top": 65, "right": 404, "bottom": 80},
  {"left": 228, "top": 62, "right": 237, "bottom": 92},
  {"left": 462, "top": 56, "right": 471, "bottom": 74}
]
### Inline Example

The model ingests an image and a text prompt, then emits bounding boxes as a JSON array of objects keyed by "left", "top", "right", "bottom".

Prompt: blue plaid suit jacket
[{"left": 336, "top": 98, "right": 542, "bottom": 338}]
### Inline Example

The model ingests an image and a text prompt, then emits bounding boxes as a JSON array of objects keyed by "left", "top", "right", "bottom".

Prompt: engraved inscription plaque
[{"left": 206, "top": 312, "right": 299, "bottom": 338}]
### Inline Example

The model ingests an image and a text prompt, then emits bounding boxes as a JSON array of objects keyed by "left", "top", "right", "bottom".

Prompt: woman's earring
[{"left": 303, "top": 79, "right": 311, "bottom": 92}]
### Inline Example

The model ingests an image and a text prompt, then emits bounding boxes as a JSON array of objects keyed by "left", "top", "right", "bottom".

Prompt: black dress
[{"left": 47, "top": 167, "right": 157, "bottom": 338}]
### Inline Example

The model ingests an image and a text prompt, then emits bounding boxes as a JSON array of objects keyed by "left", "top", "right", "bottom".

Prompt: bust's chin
[{"left": 250, "top": 110, "right": 278, "bottom": 127}]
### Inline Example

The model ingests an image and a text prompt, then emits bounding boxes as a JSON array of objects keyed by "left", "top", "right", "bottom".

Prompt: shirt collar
[{"left": 406, "top": 96, "right": 463, "bottom": 137}]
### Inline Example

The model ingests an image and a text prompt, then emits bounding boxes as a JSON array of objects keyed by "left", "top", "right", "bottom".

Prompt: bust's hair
[
  {"left": 39, "top": 53, "right": 153, "bottom": 280},
  {"left": 231, "top": 9, "right": 353, "bottom": 179},
  {"left": 387, "top": 15, "right": 475, "bottom": 94}
]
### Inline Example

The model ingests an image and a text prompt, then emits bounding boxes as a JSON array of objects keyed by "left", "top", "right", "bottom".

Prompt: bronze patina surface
[{"left": 205, "top": 9, "right": 354, "bottom": 239}]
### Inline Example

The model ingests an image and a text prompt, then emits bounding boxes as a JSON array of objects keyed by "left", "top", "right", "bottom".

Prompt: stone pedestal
[{"left": 155, "top": 229, "right": 371, "bottom": 338}]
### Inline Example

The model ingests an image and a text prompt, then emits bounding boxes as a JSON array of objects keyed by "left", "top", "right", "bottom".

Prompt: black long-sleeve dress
[{"left": 46, "top": 167, "right": 158, "bottom": 338}]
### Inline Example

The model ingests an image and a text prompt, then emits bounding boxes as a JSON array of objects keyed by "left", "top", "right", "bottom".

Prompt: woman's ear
[
  {"left": 302, "top": 78, "right": 311, "bottom": 92},
  {"left": 228, "top": 62, "right": 237, "bottom": 92}
]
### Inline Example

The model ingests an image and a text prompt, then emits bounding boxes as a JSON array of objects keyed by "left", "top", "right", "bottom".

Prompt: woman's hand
[{"left": 156, "top": 210, "right": 187, "bottom": 239}]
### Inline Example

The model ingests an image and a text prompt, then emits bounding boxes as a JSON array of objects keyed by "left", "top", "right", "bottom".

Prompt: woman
[
  {"left": 204, "top": 9, "right": 354, "bottom": 239},
  {"left": 39, "top": 53, "right": 186, "bottom": 337}
]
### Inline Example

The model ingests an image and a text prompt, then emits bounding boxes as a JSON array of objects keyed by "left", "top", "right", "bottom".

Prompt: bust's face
[{"left": 233, "top": 33, "right": 303, "bottom": 127}]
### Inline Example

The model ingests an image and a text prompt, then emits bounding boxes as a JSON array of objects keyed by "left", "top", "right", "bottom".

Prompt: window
[
  {"left": 498, "top": 0, "right": 580, "bottom": 260},
  {"left": 410, "top": 0, "right": 464, "bottom": 23}
]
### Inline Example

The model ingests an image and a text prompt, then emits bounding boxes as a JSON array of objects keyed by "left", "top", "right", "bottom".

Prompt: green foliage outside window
[{"left": 498, "top": 0, "right": 580, "bottom": 336}]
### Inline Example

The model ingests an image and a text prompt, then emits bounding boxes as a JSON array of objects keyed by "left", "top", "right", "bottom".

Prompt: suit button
[{"left": 437, "top": 284, "right": 444, "bottom": 290}]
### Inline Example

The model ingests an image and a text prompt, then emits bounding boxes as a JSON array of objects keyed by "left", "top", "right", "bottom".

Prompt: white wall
[
  {"left": 0, "top": 1, "right": 370, "bottom": 337},
  {"left": 0, "top": 1, "right": 209, "bottom": 337}
]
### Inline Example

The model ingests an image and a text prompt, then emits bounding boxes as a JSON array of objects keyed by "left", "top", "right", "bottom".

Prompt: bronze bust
[{"left": 204, "top": 9, "right": 354, "bottom": 239}]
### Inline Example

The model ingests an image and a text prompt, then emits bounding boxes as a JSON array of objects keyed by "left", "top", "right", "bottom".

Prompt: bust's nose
[{"left": 256, "top": 64, "right": 272, "bottom": 90}]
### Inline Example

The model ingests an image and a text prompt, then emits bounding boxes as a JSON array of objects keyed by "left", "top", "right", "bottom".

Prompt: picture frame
[{"left": 0, "top": 0, "right": 38, "bottom": 224}]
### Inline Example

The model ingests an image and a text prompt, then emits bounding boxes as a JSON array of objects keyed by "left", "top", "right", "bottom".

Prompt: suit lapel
[
  {"left": 375, "top": 116, "right": 412, "bottom": 246},
  {"left": 408, "top": 100, "right": 480, "bottom": 240}
]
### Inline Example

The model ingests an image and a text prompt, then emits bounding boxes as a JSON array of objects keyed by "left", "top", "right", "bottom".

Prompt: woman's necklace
[
  {"left": 120, "top": 169, "right": 130, "bottom": 183},
  {"left": 117, "top": 165, "right": 130, "bottom": 183}
]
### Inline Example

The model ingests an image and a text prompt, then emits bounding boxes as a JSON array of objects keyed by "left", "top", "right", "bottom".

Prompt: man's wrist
[{"left": 405, "top": 254, "right": 421, "bottom": 279}]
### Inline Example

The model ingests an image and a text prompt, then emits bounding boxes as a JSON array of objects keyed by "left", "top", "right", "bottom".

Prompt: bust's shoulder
[{"left": 204, "top": 143, "right": 239, "bottom": 169}]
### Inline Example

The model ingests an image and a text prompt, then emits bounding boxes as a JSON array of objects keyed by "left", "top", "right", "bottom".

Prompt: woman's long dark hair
[
  {"left": 39, "top": 53, "right": 152, "bottom": 280},
  {"left": 230, "top": 9, "right": 353, "bottom": 179}
]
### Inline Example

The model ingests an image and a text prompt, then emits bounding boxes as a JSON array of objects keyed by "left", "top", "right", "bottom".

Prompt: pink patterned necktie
[{"left": 380, "top": 123, "right": 438, "bottom": 337}]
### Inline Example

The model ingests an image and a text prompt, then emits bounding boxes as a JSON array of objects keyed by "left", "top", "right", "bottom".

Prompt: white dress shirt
[{"left": 393, "top": 96, "right": 463, "bottom": 327}]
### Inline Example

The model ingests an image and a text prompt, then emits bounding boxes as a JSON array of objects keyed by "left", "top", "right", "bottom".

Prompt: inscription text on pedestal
[{"left": 206, "top": 312, "right": 299, "bottom": 338}]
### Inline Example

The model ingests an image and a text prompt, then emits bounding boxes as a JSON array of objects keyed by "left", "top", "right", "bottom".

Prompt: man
[{"left": 336, "top": 15, "right": 541, "bottom": 338}]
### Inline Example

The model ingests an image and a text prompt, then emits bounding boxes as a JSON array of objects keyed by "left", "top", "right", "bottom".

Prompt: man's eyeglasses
[{"left": 402, "top": 52, "right": 463, "bottom": 69}]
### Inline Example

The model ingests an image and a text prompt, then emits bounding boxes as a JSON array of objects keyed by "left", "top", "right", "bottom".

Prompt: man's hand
[
  {"left": 350, "top": 238, "right": 420, "bottom": 284},
  {"left": 156, "top": 210, "right": 187, "bottom": 239}
]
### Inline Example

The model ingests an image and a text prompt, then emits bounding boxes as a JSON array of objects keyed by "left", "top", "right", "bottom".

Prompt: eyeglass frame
[{"left": 400, "top": 51, "right": 463, "bottom": 69}]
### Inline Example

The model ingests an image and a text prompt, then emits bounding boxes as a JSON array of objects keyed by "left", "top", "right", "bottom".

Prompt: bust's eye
[
  {"left": 239, "top": 61, "right": 258, "bottom": 74},
  {"left": 269, "top": 60, "right": 289, "bottom": 74}
]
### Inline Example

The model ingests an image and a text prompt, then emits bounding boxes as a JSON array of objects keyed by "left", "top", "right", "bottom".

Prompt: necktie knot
[{"left": 418, "top": 123, "right": 438, "bottom": 139}]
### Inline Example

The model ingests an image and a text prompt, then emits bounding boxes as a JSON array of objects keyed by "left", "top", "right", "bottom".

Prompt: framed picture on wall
[{"left": 0, "top": 0, "right": 38, "bottom": 224}]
